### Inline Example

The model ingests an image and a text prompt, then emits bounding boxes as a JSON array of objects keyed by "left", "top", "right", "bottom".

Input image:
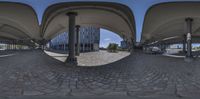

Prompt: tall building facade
[
  {"left": 49, "top": 26, "right": 100, "bottom": 52},
  {"left": 121, "top": 41, "right": 128, "bottom": 49}
]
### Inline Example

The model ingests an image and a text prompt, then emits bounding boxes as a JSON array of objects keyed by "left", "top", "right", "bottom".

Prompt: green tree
[{"left": 107, "top": 43, "right": 118, "bottom": 53}]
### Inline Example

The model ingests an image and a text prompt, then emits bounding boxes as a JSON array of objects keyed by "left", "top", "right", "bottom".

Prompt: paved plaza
[
  {"left": 0, "top": 50, "right": 200, "bottom": 99},
  {"left": 44, "top": 50, "right": 130, "bottom": 66}
]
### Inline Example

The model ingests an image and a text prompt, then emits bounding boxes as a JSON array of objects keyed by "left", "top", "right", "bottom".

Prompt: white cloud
[{"left": 104, "top": 38, "right": 111, "bottom": 41}]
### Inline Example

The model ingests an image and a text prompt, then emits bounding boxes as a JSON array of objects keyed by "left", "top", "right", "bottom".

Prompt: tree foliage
[{"left": 107, "top": 43, "right": 118, "bottom": 53}]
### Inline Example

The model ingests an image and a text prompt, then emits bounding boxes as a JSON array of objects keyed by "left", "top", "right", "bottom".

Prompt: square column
[{"left": 65, "top": 12, "right": 78, "bottom": 65}]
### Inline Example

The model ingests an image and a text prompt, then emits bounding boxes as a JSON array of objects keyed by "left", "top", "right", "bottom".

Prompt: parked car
[{"left": 151, "top": 47, "right": 163, "bottom": 54}]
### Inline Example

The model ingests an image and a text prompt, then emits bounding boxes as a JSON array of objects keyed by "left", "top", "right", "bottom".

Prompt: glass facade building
[{"left": 49, "top": 26, "right": 100, "bottom": 52}]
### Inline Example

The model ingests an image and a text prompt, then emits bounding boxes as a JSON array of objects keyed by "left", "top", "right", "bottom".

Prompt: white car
[
  {"left": 152, "top": 47, "right": 161, "bottom": 52},
  {"left": 151, "top": 47, "right": 162, "bottom": 54}
]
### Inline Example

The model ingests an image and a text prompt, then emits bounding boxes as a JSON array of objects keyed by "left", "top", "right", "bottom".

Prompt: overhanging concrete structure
[
  {"left": 141, "top": 2, "right": 200, "bottom": 44},
  {"left": 0, "top": 2, "right": 40, "bottom": 42},
  {"left": 41, "top": 2, "right": 136, "bottom": 43},
  {"left": 0, "top": 1, "right": 136, "bottom": 49}
]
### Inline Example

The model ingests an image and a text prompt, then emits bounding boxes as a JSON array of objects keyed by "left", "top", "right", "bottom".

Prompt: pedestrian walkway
[
  {"left": 44, "top": 50, "right": 130, "bottom": 66},
  {"left": 0, "top": 51, "right": 16, "bottom": 58},
  {"left": 0, "top": 54, "right": 15, "bottom": 58},
  {"left": 0, "top": 50, "right": 200, "bottom": 98}
]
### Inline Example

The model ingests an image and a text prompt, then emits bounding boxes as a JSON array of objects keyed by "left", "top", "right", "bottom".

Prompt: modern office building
[
  {"left": 121, "top": 41, "right": 128, "bottom": 49},
  {"left": 49, "top": 26, "right": 100, "bottom": 52}
]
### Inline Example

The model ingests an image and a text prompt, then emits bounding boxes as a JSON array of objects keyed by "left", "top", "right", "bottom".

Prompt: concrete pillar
[
  {"left": 11, "top": 41, "right": 14, "bottom": 50},
  {"left": 40, "top": 39, "right": 46, "bottom": 50},
  {"left": 8, "top": 44, "right": 10, "bottom": 50},
  {"left": 65, "top": 12, "right": 78, "bottom": 65},
  {"left": 90, "top": 30, "right": 92, "bottom": 51},
  {"left": 75, "top": 25, "right": 80, "bottom": 56},
  {"left": 162, "top": 43, "right": 166, "bottom": 52},
  {"left": 183, "top": 34, "right": 186, "bottom": 53},
  {"left": 14, "top": 40, "right": 17, "bottom": 50},
  {"left": 13, "top": 41, "right": 14, "bottom": 50},
  {"left": 82, "top": 32, "right": 85, "bottom": 52},
  {"left": 15, "top": 43, "right": 16, "bottom": 50},
  {"left": 6, "top": 43, "right": 8, "bottom": 50},
  {"left": 185, "top": 18, "right": 193, "bottom": 57},
  {"left": 11, "top": 44, "right": 13, "bottom": 50}
]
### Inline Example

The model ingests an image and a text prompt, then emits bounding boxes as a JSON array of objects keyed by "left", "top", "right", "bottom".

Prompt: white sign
[{"left": 187, "top": 33, "right": 191, "bottom": 41}]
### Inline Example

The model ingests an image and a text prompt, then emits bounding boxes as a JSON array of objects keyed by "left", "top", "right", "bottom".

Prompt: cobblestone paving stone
[
  {"left": 44, "top": 50, "right": 130, "bottom": 66},
  {"left": 0, "top": 50, "right": 200, "bottom": 98}
]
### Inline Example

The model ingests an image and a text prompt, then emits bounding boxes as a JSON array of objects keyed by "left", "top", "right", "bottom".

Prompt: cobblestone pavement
[
  {"left": 0, "top": 50, "right": 200, "bottom": 98},
  {"left": 0, "top": 50, "right": 15, "bottom": 55},
  {"left": 44, "top": 50, "right": 130, "bottom": 66}
]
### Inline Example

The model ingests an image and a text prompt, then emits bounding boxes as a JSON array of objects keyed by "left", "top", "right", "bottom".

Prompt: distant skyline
[{"left": 100, "top": 28, "right": 123, "bottom": 48}]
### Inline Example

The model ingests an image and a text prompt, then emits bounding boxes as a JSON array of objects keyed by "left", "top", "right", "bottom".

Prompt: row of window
[{"left": 50, "top": 27, "right": 100, "bottom": 46}]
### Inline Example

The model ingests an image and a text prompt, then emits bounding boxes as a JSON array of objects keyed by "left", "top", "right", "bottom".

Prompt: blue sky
[{"left": 100, "top": 28, "right": 123, "bottom": 48}]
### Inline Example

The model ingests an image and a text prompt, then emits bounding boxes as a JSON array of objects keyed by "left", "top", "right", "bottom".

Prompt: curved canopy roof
[
  {"left": 142, "top": 2, "right": 200, "bottom": 44},
  {"left": 3, "top": 0, "right": 200, "bottom": 45},
  {"left": 41, "top": 2, "right": 136, "bottom": 43},
  {"left": 0, "top": 2, "right": 40, "bottom": 41}
]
